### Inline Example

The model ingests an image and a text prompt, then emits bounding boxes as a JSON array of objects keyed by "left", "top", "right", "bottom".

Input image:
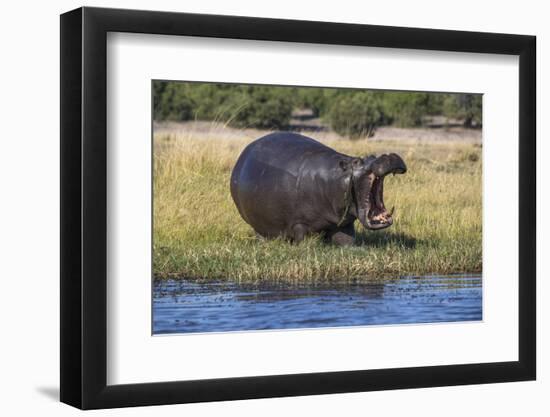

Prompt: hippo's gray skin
[{"left": 230, "top": 132, "right": 406, "bottom": 245}]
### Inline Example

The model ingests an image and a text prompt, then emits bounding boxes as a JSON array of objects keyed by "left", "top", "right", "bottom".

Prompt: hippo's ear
[{"left": 363, "top": 155, "right": 377, "bottom": 164}]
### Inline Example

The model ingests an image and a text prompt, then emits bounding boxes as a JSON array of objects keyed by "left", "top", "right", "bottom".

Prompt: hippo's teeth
[
  {"left": 371, "top": 212, "right": 388, "bottom": 222},
  {"left": 389, "top": 206, "right": 395, "bottom": 216}
]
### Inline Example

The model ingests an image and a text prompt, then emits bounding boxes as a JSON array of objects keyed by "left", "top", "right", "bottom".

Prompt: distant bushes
[
  {"left": 154, "top": 82, "right": 294, "bottom": 130},
  {"left": 153, "top": 82, "right": 195, "bottom": 121},
  {"left": 381, "top": 92, "right": 443, "bottom": 127},
  {"left": 443, "top": 94, "right": 482, "bottom": 127},
  {"left": 327, "top": 92, "right": 383, "bottom": 138},
  {"left": 153, "top": 81, "right": 482, "bottom": 137},
  {"left": 228, "top": 86, "right": 294, "bottom": 130}
]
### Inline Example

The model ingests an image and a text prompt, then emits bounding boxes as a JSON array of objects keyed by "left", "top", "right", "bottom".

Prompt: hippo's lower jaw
[
  {"left": 358, "top": 216, "right": 394, "bottom": 231},
  {"left": 367, "top": 215, "right": 394, "bottom": 230}
]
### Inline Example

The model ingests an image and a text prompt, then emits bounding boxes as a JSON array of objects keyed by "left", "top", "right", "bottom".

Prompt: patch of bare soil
[
  {"left": 154, "top": 117, "right": 481, "bottom": 144},
  {"left": 372, "top": 126, "right": 481, "bottom": 142}
]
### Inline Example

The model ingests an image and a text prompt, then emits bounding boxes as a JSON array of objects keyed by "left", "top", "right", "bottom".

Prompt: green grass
[{"left": 153, "top": 131, "right": 482, "bottom": 283}]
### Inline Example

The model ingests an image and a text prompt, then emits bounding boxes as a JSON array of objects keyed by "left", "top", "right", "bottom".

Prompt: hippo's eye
[{"left": 338, "top": 160, "right": 350, "bottom": 172}]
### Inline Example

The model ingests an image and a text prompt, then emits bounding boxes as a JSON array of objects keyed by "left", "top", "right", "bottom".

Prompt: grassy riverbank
[{"left": 153, "top": 128, "right": 482, "bottom": 283}]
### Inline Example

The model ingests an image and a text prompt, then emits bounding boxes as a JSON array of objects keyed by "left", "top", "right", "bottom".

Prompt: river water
[{"left": 153, "top": 274, "right": 482, "bottom": 335}]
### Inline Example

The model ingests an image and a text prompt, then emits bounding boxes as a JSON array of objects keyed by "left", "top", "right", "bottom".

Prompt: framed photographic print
[{"left": 60, "top": 6, "right": 536, "bottom": 409}]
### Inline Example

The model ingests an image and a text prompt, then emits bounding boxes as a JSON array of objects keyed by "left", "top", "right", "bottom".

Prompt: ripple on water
[{"left": 152, "top": 274, "right": 482, "bottom": 334}]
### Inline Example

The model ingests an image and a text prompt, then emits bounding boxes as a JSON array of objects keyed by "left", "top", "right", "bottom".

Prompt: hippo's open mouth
[
  {"left": 366, "top": 174, "right": 394, "bottom": 230},
  {"left": 352, "top": 153, "right": 406, "bottom": 231}
]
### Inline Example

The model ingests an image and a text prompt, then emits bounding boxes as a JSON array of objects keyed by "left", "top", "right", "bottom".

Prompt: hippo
[{"left": 230, "top": 132, "right": 406, "bottom": 245}]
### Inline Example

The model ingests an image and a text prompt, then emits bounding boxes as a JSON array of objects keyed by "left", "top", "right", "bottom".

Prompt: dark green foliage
[
  {"left": 380, "top": 92, "right": 444, "bottom": 127},
  {"left": 153, "top": 80, "right": 482, "bottom": 136},
  {"left": 294, "top": 88, "right": 338, "bottom": 117},
  {"left": 228, "top": 85, "right": 294, "bottom": 129},
  {"left": 326, "top": 92, "right": 383, "bottom": 139},
  {"left": 443, "top": 94, "right": 482, "bottom": 127},
  {"left": 153, "top": 81, "right": 294, "bottom": 129},
  {"left": 153, "top": 81, "right": 195, "bottom": 121}
]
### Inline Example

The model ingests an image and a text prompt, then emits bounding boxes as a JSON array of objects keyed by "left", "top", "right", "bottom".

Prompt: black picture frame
[{"left": 60, "top": 6, "right": 536, "bottom": 410}]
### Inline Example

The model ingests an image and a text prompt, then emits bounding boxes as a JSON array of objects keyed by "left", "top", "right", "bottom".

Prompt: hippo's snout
[{"left": 370, "top": 153, "right": 407, "bottom": 177}]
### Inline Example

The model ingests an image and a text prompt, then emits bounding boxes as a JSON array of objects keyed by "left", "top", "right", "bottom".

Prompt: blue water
[{"left": 152, "top": 274, "right": 482, "bottom": 335}]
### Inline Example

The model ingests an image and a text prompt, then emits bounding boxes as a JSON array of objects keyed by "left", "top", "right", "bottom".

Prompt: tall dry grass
[{"left": 153, "top": 130, "right": 482, "bottom": 283}]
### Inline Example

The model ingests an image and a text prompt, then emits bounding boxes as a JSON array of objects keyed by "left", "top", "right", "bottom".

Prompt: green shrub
[
  {"left": 327, "top": 92, "right": 383, "bottom": 139},
  {"left": 228, "top": 86, "right": 294, "bottom": 129},
  {"left": 153, "top": 81, "right": 195, "bottom": 121},
  {"left": 381, "top": 92, "right": 436, "bottom": 127},
  {"left": 443, "top": 94, "right": 482, "bottom": 127},
  {"left": 153, "top": 82, "right": 294, "bottom": 129},
  {"left": 295, "top": 88, "right": 339, "bottom": 117}
]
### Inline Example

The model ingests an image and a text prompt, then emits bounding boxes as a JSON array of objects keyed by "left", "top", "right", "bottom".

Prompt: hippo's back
[{"left": 230, "top": 132, "right": 335, "bottom": 237}]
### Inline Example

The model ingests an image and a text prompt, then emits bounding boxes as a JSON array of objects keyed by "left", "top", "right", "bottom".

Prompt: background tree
[
  {"left": 443, "top": 94, "right": 482, "bottom": 127},
  {"left": 326, "top": 91, "right": 383, "bottom": 138}
]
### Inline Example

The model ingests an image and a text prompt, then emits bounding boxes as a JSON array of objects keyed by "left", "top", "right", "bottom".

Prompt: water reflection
[{"left": 153, "top": 274, "right": 482, "bottom": 334}]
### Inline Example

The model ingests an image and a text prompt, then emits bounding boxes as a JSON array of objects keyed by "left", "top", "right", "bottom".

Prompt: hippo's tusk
[{"left": 389, "top": 206, "right": 395, "bottom": 216}]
